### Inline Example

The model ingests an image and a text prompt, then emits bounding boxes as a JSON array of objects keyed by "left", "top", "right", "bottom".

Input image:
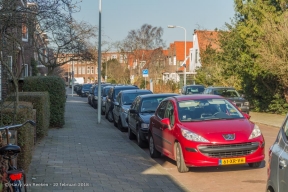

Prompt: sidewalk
[
  {"left": 249, "top": 112, "right": 286, "bottom": 128},
  {"left": 26, "top": 89, "right": 189, "bottom": 192}
]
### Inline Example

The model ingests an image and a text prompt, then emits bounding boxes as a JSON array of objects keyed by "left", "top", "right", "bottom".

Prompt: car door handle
[{"left": 279, "top": 159, "right": 287, "bottom": 168}]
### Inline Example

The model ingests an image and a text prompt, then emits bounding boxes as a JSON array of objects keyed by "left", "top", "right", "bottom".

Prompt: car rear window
[{"left": 114, "top": 87, "right": 138, "bottom": 98}]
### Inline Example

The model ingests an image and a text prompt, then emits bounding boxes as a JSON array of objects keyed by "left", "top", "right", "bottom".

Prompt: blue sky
[{"left": 73, "top": 0, "right": 235, "bottom": 48}]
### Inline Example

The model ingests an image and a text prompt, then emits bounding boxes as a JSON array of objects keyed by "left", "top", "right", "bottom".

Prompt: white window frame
[
  {"left": 22, "top": 64, "right": 28, "bottom": 77},
  {"left": 91, "top": 66, "right": 94, "bottom": 74},
  {"left": 22, "top": 24, "right": 28, "bottom": 42},
  {"left": 87, "top": 66, "right": 90, "bottom": 74}
]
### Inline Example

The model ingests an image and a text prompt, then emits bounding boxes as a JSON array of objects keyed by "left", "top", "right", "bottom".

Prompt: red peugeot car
[{"left": 148, "top": 94, "right": 265, "bottom": 173}]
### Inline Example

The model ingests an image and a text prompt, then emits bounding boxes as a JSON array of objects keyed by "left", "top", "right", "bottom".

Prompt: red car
[{"left": 148, "top": 94, "right": 265, "bottom": 173}]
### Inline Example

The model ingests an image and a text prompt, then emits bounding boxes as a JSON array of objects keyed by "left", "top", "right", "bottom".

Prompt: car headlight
[
  {"left": 244, "top": 102, "right": 249, "bottom": 106},
  {"left": 249, "top": 124, "right": 262, "bottom": 139},
  {"left": 181, "top": 128, "right": 209, "bottom": 142},
  {"left": 141, "top": 123, "right": 149, "bottom": 129},
  {"left": 94, "top": 96, "right": 98, "bottom": 100},
  {"left": 121, "top": 108, "right": 128, "bottom": 113}
]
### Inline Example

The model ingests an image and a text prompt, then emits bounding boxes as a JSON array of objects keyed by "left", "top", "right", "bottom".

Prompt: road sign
[{"left": 142, "top": 69, "right": 148, "bottom": 77}]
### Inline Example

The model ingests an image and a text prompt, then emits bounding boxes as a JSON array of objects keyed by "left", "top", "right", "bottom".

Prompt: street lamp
[{"left": 167, "top": 25, "right": 186, "bottom": 87}]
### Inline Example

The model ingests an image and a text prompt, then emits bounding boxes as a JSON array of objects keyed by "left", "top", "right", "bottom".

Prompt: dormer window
[{"left": 22, "top": 24, "right": 28, "bottom": 42}]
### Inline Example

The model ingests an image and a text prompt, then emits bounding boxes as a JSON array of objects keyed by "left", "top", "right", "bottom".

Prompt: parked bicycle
[{"left": 0, "top": 120, "right": 36, "bottom": 192}]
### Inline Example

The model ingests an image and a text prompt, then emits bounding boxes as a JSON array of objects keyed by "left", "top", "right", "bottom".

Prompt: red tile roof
[{"left": 195, "top": 30, "right": 220, "bottom": 53}]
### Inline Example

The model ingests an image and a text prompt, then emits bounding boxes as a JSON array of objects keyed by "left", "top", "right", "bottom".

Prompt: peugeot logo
[{"left": 223, "top": 134, "right": 235, "bottom": 141}]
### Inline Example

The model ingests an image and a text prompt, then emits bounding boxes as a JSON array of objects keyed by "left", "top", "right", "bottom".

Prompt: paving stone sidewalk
[{"left": 26, "top": 90, "right": 189, "bottom": 192}]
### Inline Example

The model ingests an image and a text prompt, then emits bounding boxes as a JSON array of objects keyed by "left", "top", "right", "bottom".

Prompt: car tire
[
  {"left": 101, "top": 108, "right": 105, "bottom": 115},
  {"left": 137, "top": 129, "right": 146, "bottom": 148},
  {"left": 248, "top": 161, "right": 262, "bottom": 168},
  {"left": 113, "top": 115, "right": 118, "bottom": 127},
  {"left": 107, "top": 110, "right": 114, "bottom": 122},
  {"left": 118, "top": 119, "right": 126, "bottom": 132},
  {"left": 175, "top": 142, "right": 189, "bottom": 173},
  {"left": 128, "top": 126, "right": 136, "bottom": 140},
  {"left": 149, "top": 134, "right": 161, "bottom": 158}
]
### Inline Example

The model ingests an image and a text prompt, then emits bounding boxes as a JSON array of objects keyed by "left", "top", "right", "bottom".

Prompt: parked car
[
  {"left": 105, "top": 85, "right": 139, "bottom": 122},
  {"left": 148, "top": 94, "right": 265, "bottom": 173},
  {"left": 127, "top": 93, "right": 178, "bottom": 148},
  {"left": 91, "top": 84, "right": 110, "bottom": 109},
  {"left": 181, "top": 84, "right": 205, "bottom": 95},
  {"left": 100, "top": 86, "right": 113, "bottom": 115},
  {"left": 203, "top": 86, "right": 250, "bottom": 114},
  {"left": 113, "top": 89, "right": 153, "bottom": 132},
  {"left": 266, "top": 114, "right": 288, "bottom": 192},
  {"left": 87, "top": 85, "right": 96, "bottom": 105},
  {"left": 79, "top": 83, "right": 93, "bottom": 97}
]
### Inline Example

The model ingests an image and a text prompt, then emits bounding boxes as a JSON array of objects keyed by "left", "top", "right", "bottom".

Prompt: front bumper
[{"left": 181, "top": 140, "right": 265, "bottom": 167}]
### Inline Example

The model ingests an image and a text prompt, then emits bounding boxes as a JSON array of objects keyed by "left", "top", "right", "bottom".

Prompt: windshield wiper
[{"left": 141, "top": 110, "right": 155, "bottom": 113}]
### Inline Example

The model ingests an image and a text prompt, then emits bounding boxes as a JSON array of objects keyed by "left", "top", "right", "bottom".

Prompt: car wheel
[
  {"left": 128, "top": 126, "right": 136, "bottom": 140},
  {"left": 248, "top": 161, "right": 262, "bottom": 168},
  {"left": 137, "top": 129, "right": 146, "bottom": 148},
  {"left": 107, "top": 110, "right": 114, "bottom": 122},
  {"left": 101, "top": 108, "right": 105, "bottom": 115},
  {"left": 113, "top": 115, "right": 118, "bottom": 127},
  {"left": 175, "top": 142, "right": 189, "bottom": 173},
  {"left": 118, "top": 119, "right": 126, "bottom": 132},
  {"left": 149, "top": 134, "right": 161, "bottom": 158}
]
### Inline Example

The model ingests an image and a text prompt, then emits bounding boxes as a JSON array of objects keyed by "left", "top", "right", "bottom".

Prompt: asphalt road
[{"left": 114, "top": 120, "right": 279, "bottom": 192}]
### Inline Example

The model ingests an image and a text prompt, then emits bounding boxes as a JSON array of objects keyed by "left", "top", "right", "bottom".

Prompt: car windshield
[
  {"left": 177, "top": 98, "right": 244, "bottom": 122},
  {"left": 121, "top": 92, "right": 150, "bottom": 105},
  {"left": 213, "top": 89, "right": 240, "bottom": 97},
  {"left": 114, "top": 88, "right": 138, "bottom": 98},
  {"left": 186, "top": 86, "right": 204, "bottom": 94},
  {"left": 82, "top": 84, "right": 92, "bottom": 89},
  {"left": 140, "top": 97, "right": 168, "bottom": 113}
]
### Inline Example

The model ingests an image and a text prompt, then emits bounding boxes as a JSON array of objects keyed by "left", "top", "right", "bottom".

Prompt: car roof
[
  {"left": 185, "top": 84, "right": 205, "bottom": 87},
  {"left": 138, "top": 93, "right": 179, "bottom": 99},
  {"left": 113, "top": 85, "right": 138, "bottom": 89},
  {"left": 207, "top": 86, "right": 235, "bottom": 89},
  {"left": 171, "top": 94, "right": 224, "bottom": 101},
  {"left": 120, "top": 89, "right": 152, "bottom": 94}
]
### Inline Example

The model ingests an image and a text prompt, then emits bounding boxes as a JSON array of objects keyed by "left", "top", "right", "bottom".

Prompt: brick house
[{"left": 0, "top": 0, "right": 50, "bottom": 99}]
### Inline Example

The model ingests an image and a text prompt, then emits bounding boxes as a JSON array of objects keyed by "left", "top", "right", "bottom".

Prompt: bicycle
[{"left": 0, "top": 120, "right": 36, "bottom": 192}]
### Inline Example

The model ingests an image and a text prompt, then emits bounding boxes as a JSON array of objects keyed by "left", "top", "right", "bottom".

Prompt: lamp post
[{"left": 167, "top": 25, "right": 186, "bottom": 87}]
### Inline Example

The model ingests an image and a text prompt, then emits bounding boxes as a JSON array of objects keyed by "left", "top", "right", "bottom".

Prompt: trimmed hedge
[
  {"left": 23, "top": 76, "right": 66, "bottom": 128},
  {"left": 0, "top": 101, "right": 35, "bottom": 172},
  {"left": 18, "top": 92, "right": 50, "bottom": 140}
]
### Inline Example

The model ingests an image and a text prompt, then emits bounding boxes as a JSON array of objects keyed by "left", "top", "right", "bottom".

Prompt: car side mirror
[
  {"left": 243, "top": 113, "right": 251, "bottom": 120},
  {"left": 161, "top": 118, "right": 171, "bottom": 129},
  {"left": 129, "top": 109, "right": 137, "bottom": 114}
]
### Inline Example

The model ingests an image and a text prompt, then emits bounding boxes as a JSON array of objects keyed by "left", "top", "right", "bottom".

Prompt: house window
[
  {"left": 195, "top": 49, "right": 198, "bottom": 63},
  {"left": 173, "top": 56, "right": 176, "bottom": 65},
  {"left": 78, "top": 66, "right": 81, "bottom": 74},
  {"left": 112, "top": 54, "right": 117, "bottom": 59},
  {"left": 91, "top": 66, "right": 94, "bottom": 74},
  {"left": 82, "top": 66, "right": 85, "bottom": 74},
  {"left": 87, "top": 66, "right": 90, "bottom": 74},
  {"left": 22, "top": 64, "right": 28, "bottom": 77},
  {"left": 22, "top": 24, "right": 28, "bottom": 42},
  {"left": 190, "top": 53, "right": 193, "bottom": 63}
]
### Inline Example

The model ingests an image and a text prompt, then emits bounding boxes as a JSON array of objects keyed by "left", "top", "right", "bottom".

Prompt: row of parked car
[
  {"left": 76, "top": 82, "right": 287, "bottom": 192},
  {"left": 81, "top": 83, "right": 262, "bottom": 170}
]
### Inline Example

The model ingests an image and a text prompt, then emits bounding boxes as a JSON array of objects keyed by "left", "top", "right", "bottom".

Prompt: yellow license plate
[{"left": 219, "top": 157, "right": 246, "bottom": 165}]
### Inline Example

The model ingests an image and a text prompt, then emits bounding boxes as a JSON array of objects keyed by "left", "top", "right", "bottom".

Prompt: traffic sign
[{"left": 142, "top": 69, "right": 148, "bottom": 77}]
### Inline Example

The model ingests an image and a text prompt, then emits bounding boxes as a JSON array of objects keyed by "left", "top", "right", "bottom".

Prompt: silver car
[
  {"left": 266, "top": 113, "right": 288, "bottom": 192},
  {"left": 101, "top": 86, "right": 112, "bottom": 115},
  {"left": 112, "top": 89, "right": 152, "bottom": 131}
]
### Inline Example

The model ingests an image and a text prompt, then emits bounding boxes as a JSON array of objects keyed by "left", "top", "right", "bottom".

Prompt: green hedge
[
  {"left": 18, "top": 92, "right": 50, "bottom": 140},
  {"left": 23, "top": 76, "right": 66, "bottom": 128},
  {"left": 0, "top": 101, "right": 35, "bottom": 172}
]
